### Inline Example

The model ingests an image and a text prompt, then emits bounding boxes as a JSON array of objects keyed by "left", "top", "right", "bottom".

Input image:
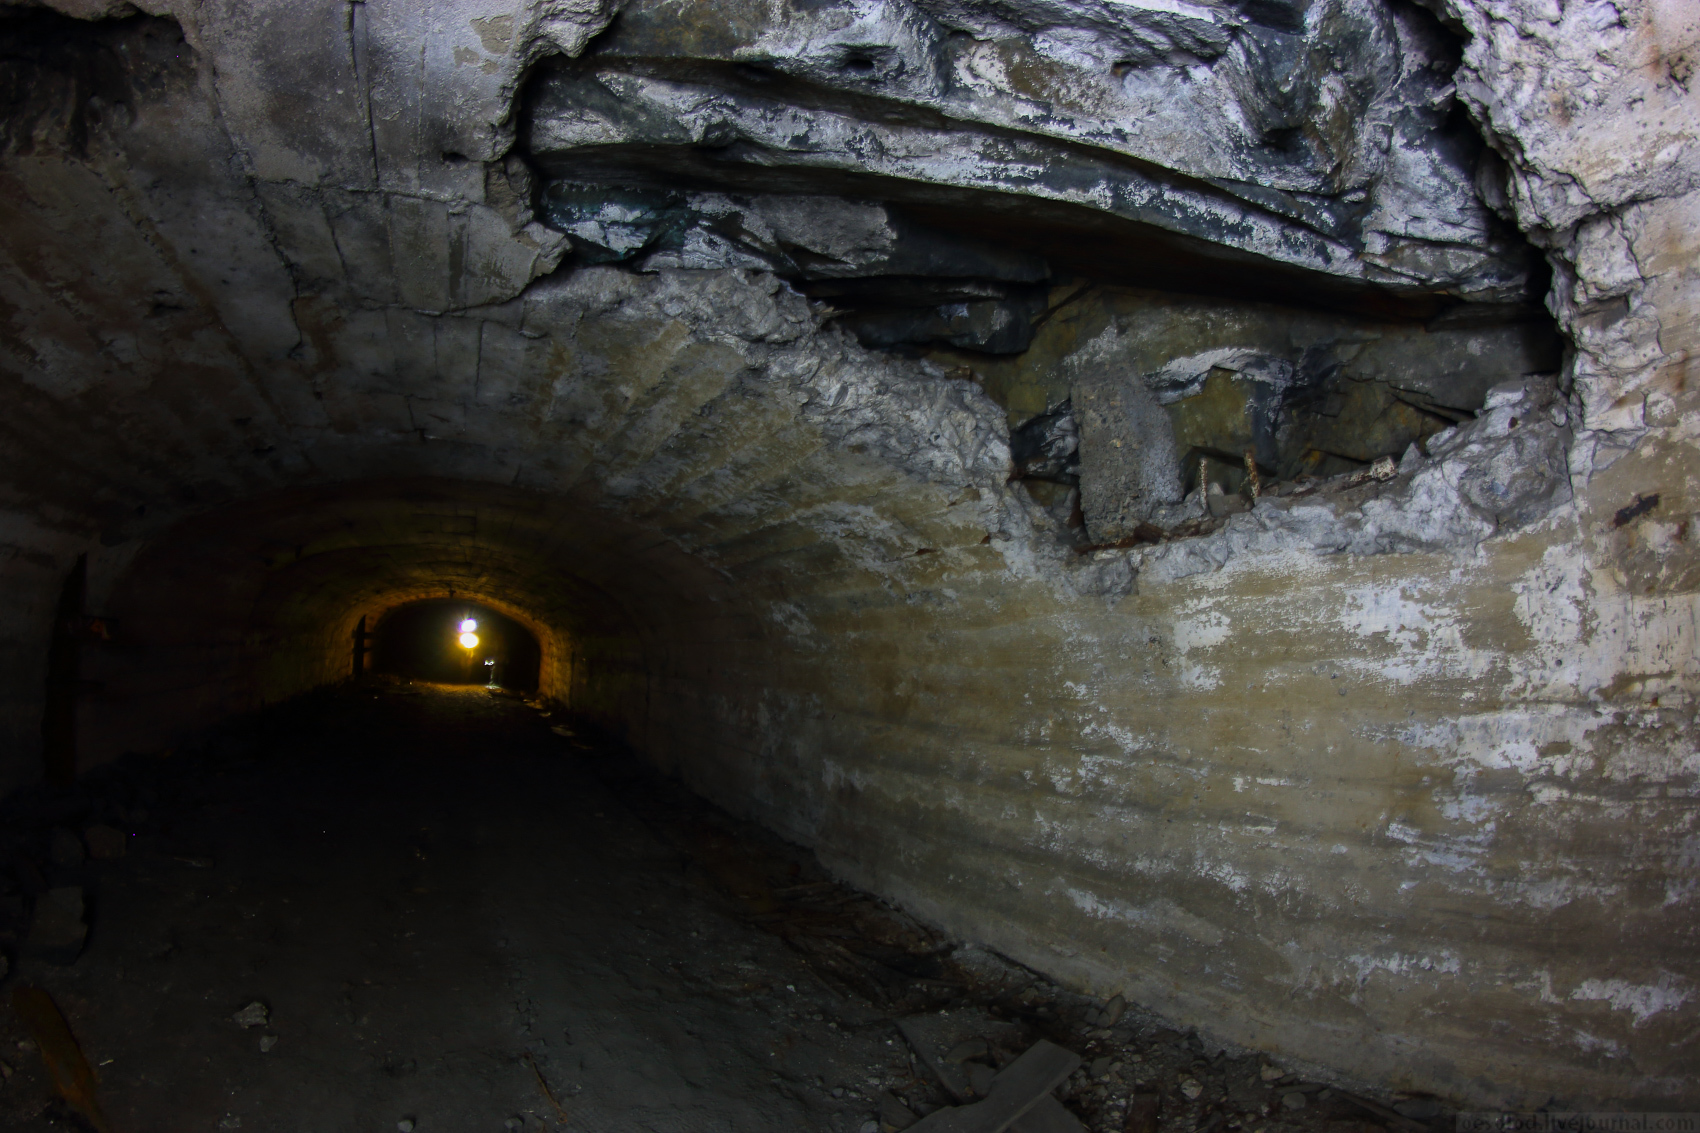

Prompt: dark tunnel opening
[{"left": 371, "top": 599, "right": 542, "bottom": 693}]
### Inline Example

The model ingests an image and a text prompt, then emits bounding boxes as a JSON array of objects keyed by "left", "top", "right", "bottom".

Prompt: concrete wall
[{"left": 1, "top": 0, "right": 1696, "bottom": 1110}]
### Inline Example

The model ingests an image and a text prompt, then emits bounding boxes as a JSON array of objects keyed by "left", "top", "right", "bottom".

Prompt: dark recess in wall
[
  {"left": 0, "top": 10, "right": 191, "bottom": 160},
  {"left": 507, "top": 0, "right": 1566, "bottom": 534},
  {"left": 521, "top": 130, "right": 1537, "bottom": 327},
  {"left": 515, "top": 25, "right": 1553, "bottom": 326}
]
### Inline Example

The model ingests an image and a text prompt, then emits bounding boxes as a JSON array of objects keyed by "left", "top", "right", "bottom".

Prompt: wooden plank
[
  {"left": 1012, "top": 1095, "right": 1087, "bottom": 1133},
  {"left": 969, "top": 1052, "right": 1085, "bottom": 1133},
  {"left": 905, "top": 1040, "right": 1080, "bottom": 1133}
]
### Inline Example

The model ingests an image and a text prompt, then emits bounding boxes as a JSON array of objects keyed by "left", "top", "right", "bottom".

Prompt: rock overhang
[{"left": 522, "top": 0, "right": 1539, "bottom": 305}]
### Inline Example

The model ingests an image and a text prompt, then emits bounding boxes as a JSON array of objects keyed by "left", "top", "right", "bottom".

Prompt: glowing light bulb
[
  {"left": 459, "top": 632, "right": 479, "bottom": 649},
  {"left": 459, "top": 617, "right": 477, "bottom": 633}
]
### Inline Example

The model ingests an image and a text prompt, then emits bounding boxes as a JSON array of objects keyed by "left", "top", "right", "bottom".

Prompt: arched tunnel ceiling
[{"left": 0, "top": 1, "right": 1562, "bottom": 573}]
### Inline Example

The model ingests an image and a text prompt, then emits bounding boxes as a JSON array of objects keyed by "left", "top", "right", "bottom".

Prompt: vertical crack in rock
[{"left": 346, "top": 0, "right": 382, "bottom": 189}]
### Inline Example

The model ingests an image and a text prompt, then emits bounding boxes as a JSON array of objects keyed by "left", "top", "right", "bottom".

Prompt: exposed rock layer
[{"left": 528, "top": 0, "right": 1535, "bottom": 303}]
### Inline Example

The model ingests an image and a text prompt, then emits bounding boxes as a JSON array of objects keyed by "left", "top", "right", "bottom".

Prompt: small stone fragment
[
  {"left": 880, "top": 1092, "right": 919, "bottom": 1132},
  {"left": 1180, "top": 1077, "right": 1204, "bottom": 1100},
  {"left": 49, "top": 828, "right": 85, "bottom": 868},
  {"left": 0, "top": 1059, "right": 11, "bottom": 1078},
  {"left": 1260, "top": 1064, "right": 1284, "bottom": 1083},
  {"left": 398, "top": 1120, "right": 415, "bottom": 1132},
  {"left": 232, "top": 1001, "right": 269, "bottom": 1028},
  {"left": 259, "top": 1034, "right": 278, "bottom": 1052},
  {"left": 1281, "top": 1090, "right": 1307, "bottom": 1111},
  {"left": 1125, "top": 1093, "right": 1162, "bottom": 1133},
  {"left": 1206, "top": 486, "right": 1249, "bottom": 518},
  {"left": 1099, "top": 994, "right": 1127, "bottom": 1027},
  {"left": 1092, "top": 1056, "right": 1113, "bottom": 1079},
  {"left": 861, "top": 1122, "right": 881, "bottom": 1133},
  {"left": 83, "top": 824, "right": 127, "bottom": 860}
]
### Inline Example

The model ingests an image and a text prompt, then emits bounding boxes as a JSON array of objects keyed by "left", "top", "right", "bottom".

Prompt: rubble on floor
[
  {"left": 0, "top": 685, "right": 1454, "bottom": 1132},
  {"left": 573, "top": 702, "right": 1457, "bottom": 1133}
]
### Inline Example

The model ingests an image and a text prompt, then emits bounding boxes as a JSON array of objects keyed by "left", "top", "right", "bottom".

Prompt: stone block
[{"left": 23, "top": 887, "right": 86, "bottom": 966}]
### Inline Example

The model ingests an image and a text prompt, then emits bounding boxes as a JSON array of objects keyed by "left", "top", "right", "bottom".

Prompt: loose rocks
[{"left": 83, "top": 824, "right": 127, "bottom": 860}]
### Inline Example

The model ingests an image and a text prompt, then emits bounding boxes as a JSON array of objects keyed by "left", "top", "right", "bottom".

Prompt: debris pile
[{"left": 572, "top": 715, "right": 1456, "bottom": 1133}]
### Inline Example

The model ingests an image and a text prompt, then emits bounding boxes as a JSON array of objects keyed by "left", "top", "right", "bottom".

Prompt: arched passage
[
  {"left": 72, "top": 477, "right": 779, "bottom": 774},
  {"left": 371, "top": 599, "right": 543, "bottom": 691}
]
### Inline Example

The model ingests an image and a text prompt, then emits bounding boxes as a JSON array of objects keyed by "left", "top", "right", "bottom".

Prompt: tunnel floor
[{"left": 0, "top": 686, "right": 1439, "bottom": 1133}]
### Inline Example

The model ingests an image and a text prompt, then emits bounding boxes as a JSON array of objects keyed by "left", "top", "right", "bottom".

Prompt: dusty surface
[
  {"left": 0, "top": 685, "right": 1449, "bottom": 1133},
  {"left": 3, "top": 684, "right": 898, "bottom": 1131}
]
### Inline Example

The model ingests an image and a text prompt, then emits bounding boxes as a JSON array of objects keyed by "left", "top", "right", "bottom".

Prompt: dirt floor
[{"left": 0, "top": 684, "right": 1448, "bottom": 1133}]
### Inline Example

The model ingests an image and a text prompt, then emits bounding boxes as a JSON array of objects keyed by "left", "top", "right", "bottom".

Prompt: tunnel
[
  {"left": 0, "top": 0, "right": 1697, "bottom": 1129},
  {"left": 369, "top": 600, "right": 543, "bottom": 691}
]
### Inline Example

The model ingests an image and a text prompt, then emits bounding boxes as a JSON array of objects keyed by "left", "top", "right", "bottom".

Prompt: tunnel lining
[{"left": 0, "top": 0, "right": 1693, "bottom": 1111}]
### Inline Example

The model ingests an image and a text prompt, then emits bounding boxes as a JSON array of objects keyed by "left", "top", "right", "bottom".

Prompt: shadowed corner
[{"left": 11, "top": 985, "right": 111, "bottom": 1133}]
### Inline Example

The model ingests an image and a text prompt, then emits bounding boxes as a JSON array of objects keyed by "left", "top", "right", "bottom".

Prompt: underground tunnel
[
  {"left": 369, "top": 601, "right": 543, "bottom": 692},
  {"left": 0, "top": 0, "right": 1696, "bottom": 1129}
]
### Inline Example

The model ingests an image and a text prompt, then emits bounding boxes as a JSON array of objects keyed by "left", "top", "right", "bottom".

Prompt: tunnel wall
[{"left": 1, "top": 0, "right": 1696, "bottom": 1111}]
